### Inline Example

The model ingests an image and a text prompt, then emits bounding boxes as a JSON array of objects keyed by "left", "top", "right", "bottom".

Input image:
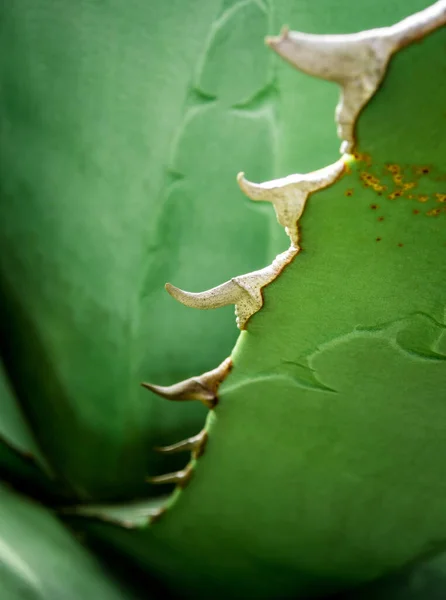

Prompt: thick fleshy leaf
[
  {"left": 78, "top": 6, "right": 446, "bottom": 598},
  {"left": 0, "top": 0, "right": 431, "bottom": 499},
  {"left": 76, "top": 323, "right": 446, "bottom": 598},
  {"left": 0, "top": 483, "right": 146, "bottom": 600}
]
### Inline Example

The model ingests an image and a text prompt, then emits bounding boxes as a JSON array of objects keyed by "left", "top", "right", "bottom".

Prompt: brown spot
[
  {"left": 386, "top": 163, "right": 401, "bottom": 175},
  {"left": 354, "top": 152, "right": 372, "bottom": 165},
  {"left": 413, "top": 209, "right": 420, "bottom": 215},
  {"left": 414, "top": 165, "right": 432, "bottom": 176},
  {"left": 345, "top": 188, "right": 354, "bottom": 197},
  {"left": 370, "top": 204, "right": 379, "bottom": 210},
  {"left": 397, "top": 243, "right": 404, "bottom": 247},
  {"left": 436, "top": 193, "right": 446, "bottom": 203},
  {"left": 426, "top": 208, "right": 441, "bottom": 217},
  {"left": 377, "top": 216, "right": 384, "bottom": 222},
  {"left": 376, "top": 237, "right": 382, "bottom": 242}
]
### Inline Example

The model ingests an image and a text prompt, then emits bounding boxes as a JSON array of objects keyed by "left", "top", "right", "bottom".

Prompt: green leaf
[
  {"left": 78, "top": 6, "right": 446, "bottom": 598},
  {"left": 80, "top": 323, "right": 446, "bottom": 598},
  {"left": 0, "top": 483, "right": 145, "bottom": 600}
]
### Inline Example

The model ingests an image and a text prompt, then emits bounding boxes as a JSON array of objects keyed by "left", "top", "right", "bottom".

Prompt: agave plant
[{"left": 1, "top": 0, "right": 445, "bottom": 598}]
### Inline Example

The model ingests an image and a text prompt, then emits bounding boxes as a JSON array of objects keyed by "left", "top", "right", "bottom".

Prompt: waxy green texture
[{"left": 0, "top": 1, "right": 445, "bottom": 599}]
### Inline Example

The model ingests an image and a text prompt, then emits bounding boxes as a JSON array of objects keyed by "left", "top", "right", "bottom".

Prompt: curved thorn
[
  {"left": 237, "top": 159, "right": 345, "bottom": 245},
  {"left": 142, "top": 357, "right": 232, "bottom": 408},
  {"left": 147, "top": 462, "right": 194, "bottom": 487},
  {"left": 165, "top": 280, "right": 245, "bottom": 310},
  {"left": 165, "top": 247, "right": 298, "bottom": 329},
  {"left": 267, "top": 2, "right": 446, "bottom": 152},
  {"left": 155, "top": 429, "right": 208, "bottom": 458},
  {"left": 233, "top": 246, "right": 298, "bottom": 328},
  {"left": 142, "top": 379, "right": 215, "bottom": 408}
]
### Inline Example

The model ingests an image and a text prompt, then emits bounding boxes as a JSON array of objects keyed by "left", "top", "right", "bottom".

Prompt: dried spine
[
  {"left": 166, "top": 246, "right": 298, "bottom": 330},
  {"left": 155, "top": 429, "right": 208, "bottom": 458},
  {"left": 166, "top": 157, "right": 345, "bottom": 329},
  {"left": 237, "top": 159, "right": 345, "bottom": 246},
  {"left": 143, "top": 360, "right": 229, "bottom": 488},
  {"left": 266, "top": 1, "right": 446, "bottom": 153},
  {"left": 147, "top": 462, "right": 194, "bottom": 487},
  {"left": 142, "top": 357, "right": 232, "bottom": 409}
]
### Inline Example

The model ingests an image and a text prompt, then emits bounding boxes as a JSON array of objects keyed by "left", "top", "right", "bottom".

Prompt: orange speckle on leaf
[
  {"left": 354, "top": 152, "right": 372, "bottom": 166},
  {"left": 413, "top": 165, "right": 431, "bottom": 176},
  {"left": 426, "top": 208, "right": 441, "bottom": 217},
  {"left": 386, "top": 163, "right": 401, "bottom": 175}
]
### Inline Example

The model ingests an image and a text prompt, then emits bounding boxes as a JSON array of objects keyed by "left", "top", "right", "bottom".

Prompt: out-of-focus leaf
[
  {"left": 340, "top": 552, "right": 446, "bottom": 600},
  {"left": 0, "top": 359, "right": 59, "bottom": 497},
  {"left": 0, "top": 360, "right": 48, "bottom": 468},
  {"left": 0, "top": 483, "right": 146, "bottom": 600}
]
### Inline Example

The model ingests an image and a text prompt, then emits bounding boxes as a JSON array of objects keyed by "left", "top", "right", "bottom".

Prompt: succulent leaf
[
  {"left": 2, "top": 0, "right": 446, "bottom": 599},
  {"left": 0, "top": 483, "right": 144, "bottom": 600},
  {"left": 77, "top": 4, "right": 446, "bottom": 599}
]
